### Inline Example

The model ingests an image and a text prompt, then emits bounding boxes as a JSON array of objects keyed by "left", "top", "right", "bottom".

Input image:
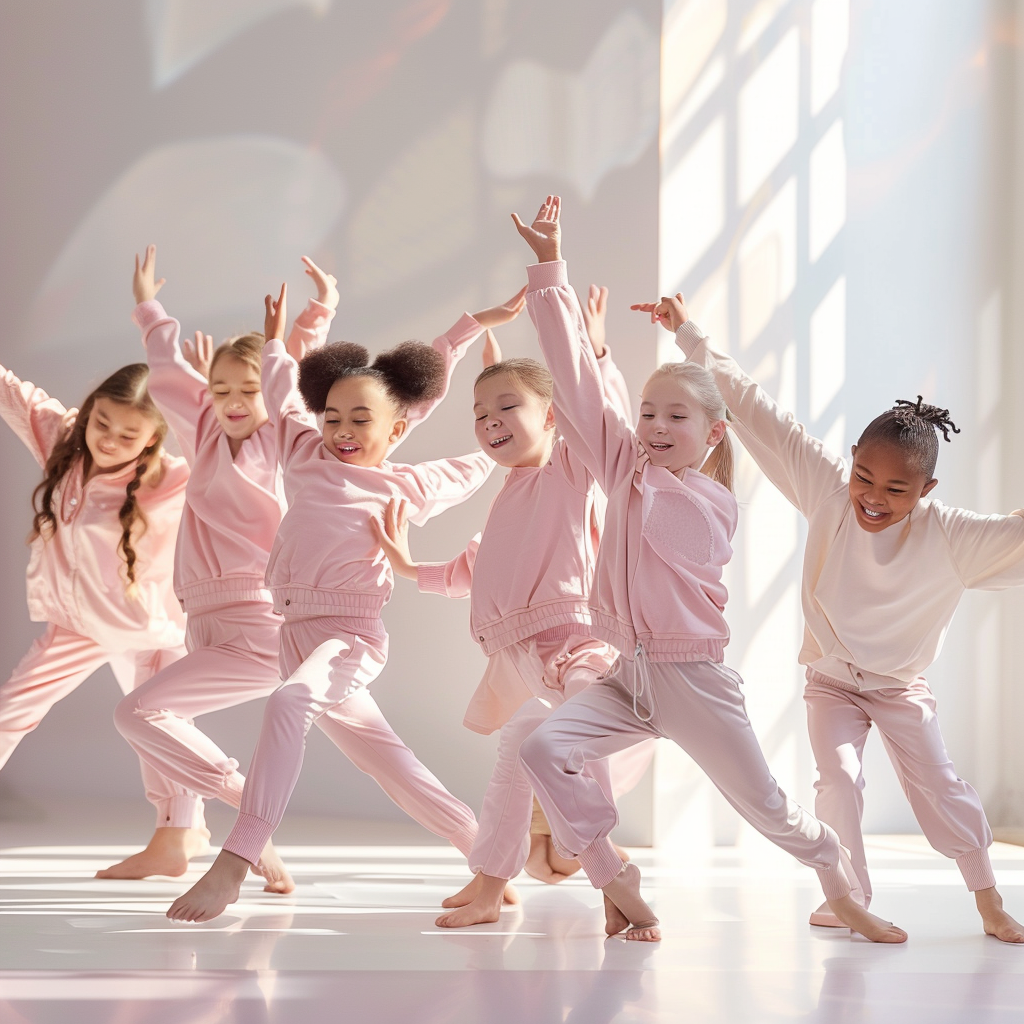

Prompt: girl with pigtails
[
  {"left": 0, "top": 329, "right": 193, "bottom": 868},
  {"left": 167, "top": 280, "right": 512, "bottom": 923},
  {"left": 648, "top": 289, "right": 1024, "bottom": 943}
]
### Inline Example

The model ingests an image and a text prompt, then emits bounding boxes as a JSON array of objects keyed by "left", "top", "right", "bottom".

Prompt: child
[
  {"left": 372, "top": 299, "right": 651, "bottom": 929},
  {"left": 513, "top": 196, "right": 905, "bottom": 943},
  {"left": 0, "top": 342, "right": 197, "bottom": 867},
  {"left": 641, "top": 289, "right": 1024, "bottom": 943},
  {"left": 166, "top": 284, "right": 498, "bottom": 922}
]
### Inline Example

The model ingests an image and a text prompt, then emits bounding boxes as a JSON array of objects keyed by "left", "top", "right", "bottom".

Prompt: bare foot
[
  {"left": 826, "top": 894, "right": 907, "bottom": 943},
  {"left": 96, "top": 827, "right": 211, "bottom": 879},
  {"left": 602, "top": 862, "right": 660, "bottom": 942},
  {"left": 166, "top": 849, "right": 250, "bottom": 923},
  {"left": 525, "top": 835, "right": 569, "bottom": 884},
  {"left": 252, "top": 840, "right": 295, "bottom": 895},
  {"left": 442, "top": 871, "right": 519, "bottom": 908},
  {"left": 436, "top": 874, "right": 508, "bottom": 928},
  {"left": 977, "top": 887, "right": 1024, "bottom": 943}
]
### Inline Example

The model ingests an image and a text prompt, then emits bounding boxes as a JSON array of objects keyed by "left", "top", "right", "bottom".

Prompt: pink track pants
[
  {"left": 804, "top": 669, "right": 995, "bottom": 901},
  {"left": 114, "top": 601, "right": 282, "bottom": 827},
  {"left": 520, "top": 655, "right": 853, "bottom": 898},
  {"left": 222, "top": 614, "right": 479, "bottom": 866},
  {"left": 0, "top": 622, "right": 201, "bottom": 828}
]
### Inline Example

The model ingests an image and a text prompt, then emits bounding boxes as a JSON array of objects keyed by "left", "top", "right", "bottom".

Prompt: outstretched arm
[
  {"left": 0, "top": 361, "right": 71, "bottom": 468},
  {"left": 285, "top": 256, "right": 339, "bottom": 362}
]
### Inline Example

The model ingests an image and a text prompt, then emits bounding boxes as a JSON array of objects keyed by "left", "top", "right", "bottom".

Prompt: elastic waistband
[
  {"left": 590, "top": 611, "right": 724, "bottom": 663},
  {"left": 475, "top": 601, "right": 592, "bottom": 655},
  {"left": 271, "top": 585, "right": 386, "bottom": 618},
  {"left": 177, "top": 576, "right": 271, "bottom": 612}
]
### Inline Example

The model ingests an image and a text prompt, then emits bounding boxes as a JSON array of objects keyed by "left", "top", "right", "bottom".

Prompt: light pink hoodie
[
  {"left": 261, "top": 338, "right": 494, "bottom": 619},
  {"left": 416, "top": 350, "right": 631, "bottom": 654},
  {"left": 0, "top": 362, "right": 188, "bottom": 654},
  {"left": 526, "top": 261, "right": 737, "bottom": 663}
]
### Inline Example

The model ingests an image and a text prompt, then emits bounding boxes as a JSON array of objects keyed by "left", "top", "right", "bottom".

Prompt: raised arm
[
  {"left": 0, "top": 361, "right": 72, "bottom": 468},
  {"left": 285, "top": 256, "right": 339, "bottom": 362},
  {"left": 940, "top": 504, "right": 1024, "bottom": 591},
  {"left": 399, "top": 450, "right": 495, "bottom": 527},
  {"left": 635, "top": 293, "right": 845, "bottom": 516}
]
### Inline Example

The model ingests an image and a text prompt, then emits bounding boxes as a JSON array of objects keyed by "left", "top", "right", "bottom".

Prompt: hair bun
[
  {"left": 893, "top": 396, "right": 960, "bottom": 442},
  {"left": 298, "top": 342, "right": 370, "bottom": 413},
  {"left": 374, "top": 341, "right": 446, "bottom": 408}
]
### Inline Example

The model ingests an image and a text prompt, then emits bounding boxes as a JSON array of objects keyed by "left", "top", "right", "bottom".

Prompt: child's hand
[
  {"left": 511, "top": 195, "right": 561, "bottom": 263},
  {"left": 133, "top": 244, "right": 166, "bottom": 305},
  {"left": 482, "top": 329, "right": 502, "bottom": 368},
  {"left": 580, "top": 284, "right": 609, "bottom": 357},
  {"left": 182, "top": 331, "right": 214, "bottom": 378},
  {"left": 301, "top": 256, "right": 339, "bottom": 310},
  {"left": 473, "top": 285, "right": 527, "bottom": 329},
  {"left": 369, "top": 498, "right": 418, "bottom": 580},
  {"left": 264, "top": 283, "right": 288, "bottom": 342},
  {"left": 629, "top": 293, "right": 689, "bottom": 332}
]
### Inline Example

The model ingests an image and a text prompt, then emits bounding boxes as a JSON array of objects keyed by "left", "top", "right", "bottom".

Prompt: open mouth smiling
[{"left": 489, "top": 434, "right": 512, "bottom": 448}]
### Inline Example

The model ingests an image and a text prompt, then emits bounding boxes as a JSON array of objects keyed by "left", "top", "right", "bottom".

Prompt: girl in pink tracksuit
[
  {"left": 167, "top": 286, "right": 497, "bottom": 922},
  {"left": 374, "top": 310, "right": 653, "bottom": 929},
  {"left": 514, "top": 196, "right": 905, "bottom": 944},
  {"left": 0, "top": 349, "right": 194, "bottom": 865},
  {"left": 652, "top": 291, "right": 1024, "bottom": 944}
]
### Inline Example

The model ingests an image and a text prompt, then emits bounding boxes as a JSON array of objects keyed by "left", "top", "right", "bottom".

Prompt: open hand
[
  {"left": 182, "top": 331, "right": 213, "bottom": 378},
  {"left": 301, "top": 256, "right": 339, "bottom": 310},
  {"left": 133, "top": 244, "right": 165, "bottom": 305},
  {"left": 511, "top": 195, "right": 561, "bottom": 263},
  {"left": 473, "top": 285, "right": 527, "bottom": 330},
  {"left": 264, "top": 283, "right": 288, "bottom": 342},
  {"left": 580, "top": 284, "right": 609, "bottom": 357},
  {"left": 482, "top": 329, "right": 502, "bottom": 368},
  {"left": 629, "top": 293, "right": 689, "bottom": 332},
  {"left": 369, "top": 498, "right": 418, "bottom": 580}
]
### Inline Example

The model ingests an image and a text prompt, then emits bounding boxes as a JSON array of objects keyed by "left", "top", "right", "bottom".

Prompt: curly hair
[
  {"left": 857, "top": 395, "right": 960, "bottom": 479},
  {"left": 298, "top": 340, "right": 446, "bottom": 414},
  {"left": 30, "top": 364, "right": 168, "bottom": 592}
]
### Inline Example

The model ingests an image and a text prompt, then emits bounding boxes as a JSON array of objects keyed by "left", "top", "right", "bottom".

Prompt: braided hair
[
  {"left": 30, "top": 364, "right": 168, "bottom": 593},
  {"left": 298, "top": 340, "right": 446, "bottom": 414},
  {"left": 856, "top": 395, "right": 960, "bottom": 479}
]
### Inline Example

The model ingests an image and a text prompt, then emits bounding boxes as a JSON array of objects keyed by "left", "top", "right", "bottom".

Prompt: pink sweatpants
[
  {"left": 804, "top": 669, "right": 995, "bottom": 900},
  {"left": 114, "top": 601, "right": 282, "bottom": 827},
  {"left": 0, "top": 623, "right": 201, "bottom": 828},
  {"left": 520, "top": 655, "right": 853, "bottom": 899},
  {"left": 222, "top": 614, "right": 479, "bottom": 866}
]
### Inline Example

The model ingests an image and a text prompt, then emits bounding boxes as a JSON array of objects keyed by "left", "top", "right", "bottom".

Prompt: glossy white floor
[{"left": 1, "top": 805, "right": 1023, "bottom": 1023}]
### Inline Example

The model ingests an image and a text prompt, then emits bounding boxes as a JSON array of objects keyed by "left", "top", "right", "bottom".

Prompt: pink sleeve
[
  {"left": 675, "top": 321, "right": 846, "bottom": 516},
  {"left": 596, "top": 346, "right": 632, "bottom": 421},
  {"left": 400, "top": 451, "right": 494, "bottom": 526},
  {"left": 526, "top": 261, "right": 639, "bottom": 496},
  {"left": 261, "top": 339, "right": 320, "bottom": 468},
  {"left": 939, "top": 505, "right": 1024, "bottom": 590},
  {"left": 285, "top": 298, "right": 337, "bottom": 362},
  {"left": 0, "top": 361, "right": 73, "bottom": 467},
  {"left": 416, "top": 534, "right": 480, "bottom": 598},
  {"left": 398, "top": 313, "right": 484, "bottom": 445},
  {"left": 134, "top": 300, "right": 207, "bottom": 463}
]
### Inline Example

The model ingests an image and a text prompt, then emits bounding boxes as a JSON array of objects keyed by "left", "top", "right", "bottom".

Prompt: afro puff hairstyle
[
  {"left": 856, "top": 395, "right": 960, "bottom": 479},
  {"left": 297, "top": 340, "right": 447, "bottom": 415}
]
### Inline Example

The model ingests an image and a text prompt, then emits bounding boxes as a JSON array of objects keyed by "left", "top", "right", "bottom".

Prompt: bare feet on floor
[
  {"left": 441, "top": 871, "right": 519, "bottom": 909},
  {"left": 977, "top": 887, "right": 1024, "bottom": 943},
  {"left": 436, "top": 873, "right": 512, "bottom": 928},
  {"left": 602, "top": 862, "right": 660, "bottom": 942},
  {"left": 525, "top": 835, "right": 631, "bottom": 885},
  {"left": 253, "top": 840, "right": 295, "bottom": 895},
  {"left": 95, "top": 826, "right": 211, "bottom": 879},
  {"left": 166, "top": 849, "right": 250, "bottom": 923},
  {"left": 826, "top": 894, "right": 907, "bottom": 943}
]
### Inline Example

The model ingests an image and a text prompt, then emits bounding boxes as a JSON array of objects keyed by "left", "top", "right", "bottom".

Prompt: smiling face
[
  {"left": 84, "top": 397, "right": 160, "bottom": 474},
  {"left": 473, "top": 372, "right": 555, "bottom": 468},
  {"left": 322, "top": 375, "right": 406, "bottom": 467},
  {"left": 848, "top": 440, "right": 937, "bottom": 532},
  {"left": 209, "top": 354, "right": 269, "bottom": 441},
  {"left": 638, "top": 374, "right": 726, "bottom": 477}
]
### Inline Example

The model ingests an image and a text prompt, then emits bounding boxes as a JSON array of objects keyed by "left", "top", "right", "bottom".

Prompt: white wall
[{"left": 0, "top": 0, "right": 661, "bottom": 843}]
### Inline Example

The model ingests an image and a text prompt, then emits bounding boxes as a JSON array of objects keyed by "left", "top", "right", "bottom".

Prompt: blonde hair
[
  {"left": 208, "top": 333, "right": 265, "bottom": 380},
  {"left": 475, "top": 358, "right": 553, "bottom": 405},
  {"left": 647, "top": 361, "right": 734, "bottom": 491}
]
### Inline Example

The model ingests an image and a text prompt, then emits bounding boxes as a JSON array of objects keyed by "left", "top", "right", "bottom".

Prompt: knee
[
  {"left": 518, "top": 727, "right": 553, "bottom": 773},
  {"left": 113, "top": 693, "right": 144, "bottom": 738},
  {"left": 814, "top": 760, "right": 866, "bottom": 796}
]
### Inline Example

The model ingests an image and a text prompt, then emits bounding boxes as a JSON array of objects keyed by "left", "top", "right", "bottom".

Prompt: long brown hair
[{"left": 30, "top": 364, "right": 168, "bottom": 591}]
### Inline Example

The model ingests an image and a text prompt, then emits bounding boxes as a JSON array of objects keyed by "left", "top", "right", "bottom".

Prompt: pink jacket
[
  {"left": 261, "top": 338, "right": 494, "bottom": 619},
  {"left": 1, "top": 362, "right": 188, "bottom": 653},
  {"left": 675, "top": 321, "right": 1024, "bottom": 690},
  {"left": 136, "top": 297, "right": 336, "bottom": 611},
  {"left": 416, "top": 350, "right": 631, "bottom": 655},
  {"left": 526, "top": 261, "right": 736, "bottom": 663}
]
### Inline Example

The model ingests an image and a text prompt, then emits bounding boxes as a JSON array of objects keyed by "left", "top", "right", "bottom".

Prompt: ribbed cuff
[
  {"left": 155, "top": 795, "right": 206, "bottom": 830},
  {"left": 449, "top": 823, "right": 478, "bottom": 860},
  {"left": 416, "top": 563, "right": 450, "bottom": 595},
  {"left": 578, "top": 837, "right": 623, "bottom": 889},
  {"left": 816, "top": 862, "right": 853, "bottom": 901},
  {"left": 526, "top": 260, "right": 568, "bottom": 291},
  {"left": 222, "top": 811, "right": 276, "bottom": 867},
  {"left": 957, "top": 847, "right": 996, "bottom": 891},
  {"left": 674, "top": 320, "right": 706, "bottom": 359}
]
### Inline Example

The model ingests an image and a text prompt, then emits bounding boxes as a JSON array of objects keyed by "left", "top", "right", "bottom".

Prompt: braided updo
[
  {"left": 856, "top": 395, "right": 960, "bottom": 479},
  {"left": 298, "top": 340, "right": 446, "bottom": 415}
]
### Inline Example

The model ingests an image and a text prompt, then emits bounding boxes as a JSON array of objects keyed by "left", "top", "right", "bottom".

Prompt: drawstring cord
[{"left": 631, "top": 642, "right": 654, "bottom": 723}]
